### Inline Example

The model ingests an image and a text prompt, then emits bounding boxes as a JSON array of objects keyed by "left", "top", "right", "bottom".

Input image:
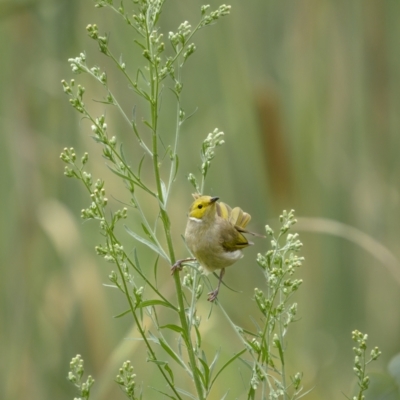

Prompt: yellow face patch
[{"left": 188, "top": 196, "right": 217, "bottom": 219}]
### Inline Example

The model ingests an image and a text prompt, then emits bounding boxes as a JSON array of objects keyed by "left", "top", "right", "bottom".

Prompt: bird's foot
[
  {"left": 207, "top": 289, "right": 219, "bottom": 302},
  {"left": 171, "top": 258, "right": 196, "bottom": 275},
  {"left": 171, "top": 260, "right": 183, "bottom": 275}
]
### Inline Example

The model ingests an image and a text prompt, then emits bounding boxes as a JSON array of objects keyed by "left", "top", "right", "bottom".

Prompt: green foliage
[
  {"left": 347, "top": 351, "right": 400, "bottom": 400},
  {"left": 346, "top": 330, "right": 381, "bottom": 400},
  {"left": 246, "top": 210, "right": 305, "bottom": 398},
  {"left": 61, "top": 1, "right": 236, "bottom": 398},
  {"left": 115, "top": 361, "right": 141, "bottom": 400},
  {"left": 188, "top": 128, "right": 225, "bottom": 194},
  {"left": 68, "top": 355, "right": 95, "bottom": 400},
  {"left": 61, "top": 1, "right": 383, "bottom": 399}
]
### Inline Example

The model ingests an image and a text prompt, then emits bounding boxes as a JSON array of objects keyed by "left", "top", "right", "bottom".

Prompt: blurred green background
[{"left": 2, "top": 0, "right": 400, "bottom": 398}]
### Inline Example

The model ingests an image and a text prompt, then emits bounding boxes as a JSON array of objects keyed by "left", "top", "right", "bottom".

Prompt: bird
[{"left": 172, "top": 194, "right": 262, "bottom": 301}]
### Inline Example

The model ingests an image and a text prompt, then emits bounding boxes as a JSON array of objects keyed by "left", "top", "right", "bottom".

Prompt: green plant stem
[
  {"left": 188, "top": 269, "right": 199, "bottom": 332},
  {"left": 77, "top": 170, "right": 182, "bottom": 399},
  {"left": 76, "top": 57, "right": 153, "bottom": 157},
  {"left": 357, "top": 352, "right": 366, "bottom": 400},
  {"left": 113, "top": 253, "right": 183, "bottom": 400},
  {"left": 82, "top": 110, "right": 155, "bottom": 196},
  {"left": 165, "top": 76, "right": 181, "bottom": 204},
  {"left": 216, "top": 302, "right": 270, "bottom": 378},
  {"left": 145, "top": 21, "right": 205, "bottom": 400},
  {"left": 105, "top": 51, "right": 153, "bottom": 156},
  {"left": 278, "top": 291, "right": 288, "bottom": 400},
  {"left": 257, "top": 232, "right": 285, "bottom": 364}
]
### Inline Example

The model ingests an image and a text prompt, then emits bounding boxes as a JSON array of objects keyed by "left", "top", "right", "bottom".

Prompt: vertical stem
[
  {"left": 165, "top": 61, "right": 182, "bottom": 205},
  {"left": 278, "top": 291, "right": 288, "bottom": 400},
  {"left": 145, "top": 16, "right": 205, "bottom": 400},
  {"left": 113, "top": 254, "right": 183, "bottom": 399},
  {"left": 77, "top": 172, "right": 182, "bottom": 399}
]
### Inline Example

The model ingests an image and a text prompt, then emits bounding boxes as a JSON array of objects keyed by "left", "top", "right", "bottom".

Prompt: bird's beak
[{"left": 210, "top": 196, "right": 219, "bottom": 203}]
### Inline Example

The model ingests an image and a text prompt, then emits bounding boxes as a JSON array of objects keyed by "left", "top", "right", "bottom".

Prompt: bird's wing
[
  {"left": 217, "top": 201, "right": 265, "bottom": 238},
  {"left": 229, "top": 207, "right": 251, "bottom": 228},
  {"left": 219, "top": 222, "right": 252, "bottom": 250},
  {"left": 216, "top": 201, "right": 232, "bottom": 220},
  {"left": 217, "top": 202, "right": 250, "bottom": 226},
  {"left": 235, "top": 225, "right": 265, "bottom": 238}
]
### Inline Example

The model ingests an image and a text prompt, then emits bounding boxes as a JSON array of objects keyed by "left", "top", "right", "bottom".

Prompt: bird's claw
[
  {"left": 207, "top": 290, "right": 219, "bottom": 302},
  {"left": 171, "top": 258, "right": 196, "bottom": 275},
  {"left": 171, "top": 260, "right": 183, "bottom": 275}
]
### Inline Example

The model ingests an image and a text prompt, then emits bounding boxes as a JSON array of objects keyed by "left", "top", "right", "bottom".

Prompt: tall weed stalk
[{"left": 61, "top": 1, "right": 380, "bottom": 399}]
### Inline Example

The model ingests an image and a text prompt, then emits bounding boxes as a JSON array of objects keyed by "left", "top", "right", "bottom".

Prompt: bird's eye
[{"left": 197, "top": 204, "right": 203, "bottom": 209}]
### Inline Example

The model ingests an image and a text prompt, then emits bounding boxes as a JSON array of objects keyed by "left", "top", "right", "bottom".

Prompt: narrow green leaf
[
  {"left": 194, "top": 325, "right": 202, "bottom": 348},
  {"left": 220, "top": 391, "right": 230, "bottom": 400},
  {"left": 246, "top": 339, "right": 260, "bottom": 353},
  {"left": 181, "top": 107, "right": 198, "bottom": 124},
  {"left": 102, "top": 284, "right": 118, "bottom": 289},
  {"left": 134, "top": 39, "right": 146, "bottom": 50},
  {"left": 160, "top": 324, "right": 185, "bottom": 335},
  {"left": 106, "top": 165, "right": 152, "bottom": 196},
  {"left": 141, "top": 223, "right": 155, "bottom": 241},
  {"left": 149, "top": 386, "right": 177, "bottom": 400},
  {"left": 173, "top": 154, "right": 179, "bottom": 182},
  {"left": 125, "top": 225, "right": 169, "bottom": 261},
  {"left": 140, "top": 89, "right": 152, "bottom": 103},
  {"left": 248, "top": 386, "right": 256, "bottom": 400},
  {"left": 164, "top": 363, "right": 175, "bottom": 385},
  {"left": 131, "top": 105, "right": 136, "bottom": 123},
  {"left": 194, "top": 365, "right": 207, "bottom": 389},
  {"left": 138, "top": 299, "right": 177, "bottom": 312},
  {"left": 92, "top": 98, "right": 112, "bottom": 105},
  {"left": 168, "top": 87, "right": 180, "bottom": 101},
  {"left": 213, "top": 271, "right": 241, "bottom": 293},
  {"left": 200, "top": 349, "right": 208, "bottom": 365},
  {"left": 209, "top": 348, "right": 221, "bottom": 376},
  {"left": 113, "top": 309, "right": 131, "bottom": 318},
  {"left": 143, "top": 120, "right": 154, "bottom": 131},
  {"left": 133, "top": 248, "right": 142, "bottom": 272},
  {"left": 198, "top": 358, "right": 210, "bottom": 389},
  {"left": 152, "top": 302, "right": 161, "bottom": 327},
  {"left": 161, "top": 180, "right": 167, "bottom": 203},
  {"left": 276, "top": 339, "right": 285, "bottom": 366},
  {"left": 296, "top": 387, "right": 315, "bottom": 399},
  {"left": 119, "top": 142, "right": 127, "bottom": 164},
  {"left": 249, "top": 316, "right": 261, "bottom": 334},
  {"left": 159, "top": 338, "right": 187, "bottom": 370},
  {"left": 158, "top": 196, "right": 167, "bottom": 211},
  {"left": 177, "top": 335, "right": 183, "bottom": 358},
  {"left": 137, "top": 67, "right": 148, "bottom": 84},
  {"left": 153, "top": 255, "right": 159, "bottom": 287},
  {"left": 106, "top": 164, "right": 133, "bottom": 181},
  {"left": 148, "top": 359, "right": 167, "bottom": 366},
  {"left": 147, "top": 331, "right": 160, "bottom": 344},
  {"left": 210, "top": 349, "right": 247, "bottom": 388},
  {"left": 175, "top": 388, "right": 197, "bottom": 400},
  {"left": 138, "top": 154, "right": 146, "bottom": 178},
  {"left": 238, "top": 357, "right": 253, "bottom": 370}
]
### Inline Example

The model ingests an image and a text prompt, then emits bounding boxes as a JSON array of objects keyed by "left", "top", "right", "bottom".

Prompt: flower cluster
[
  {"left": 244, "top": 210, "right": 305, "bottom": 397},
  {"left": 115, "top": 361, "right": 139, "bottom": 400},
  {"left": 351, "top": 330, "right": 381, "bottom": 400},
  {"left": 200, "top": 4, "right": 232, "bottom": 27},
  {"left": 68, "top": 355, "right": 95, "bottom": 400},
  {"left": 201, "top": 129, "right": 225, "bottom": 176},
  {"left": 187, "top": 128, "right": 225, "bottom": 193}
]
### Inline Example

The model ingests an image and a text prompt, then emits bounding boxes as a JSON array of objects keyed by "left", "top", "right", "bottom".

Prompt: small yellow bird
[{"left": 172, "top": 194, "right": 262, "bottom": 301}]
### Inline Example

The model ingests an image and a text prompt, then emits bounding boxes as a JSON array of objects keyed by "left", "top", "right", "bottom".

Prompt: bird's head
[{"left": 188, "top": 195, "right": 219, "bottom": 220}]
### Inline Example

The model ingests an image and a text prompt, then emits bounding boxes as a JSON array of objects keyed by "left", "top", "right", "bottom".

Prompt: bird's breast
[{"left": 184, "top": 219, "right": 243, "bottom": 272}]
